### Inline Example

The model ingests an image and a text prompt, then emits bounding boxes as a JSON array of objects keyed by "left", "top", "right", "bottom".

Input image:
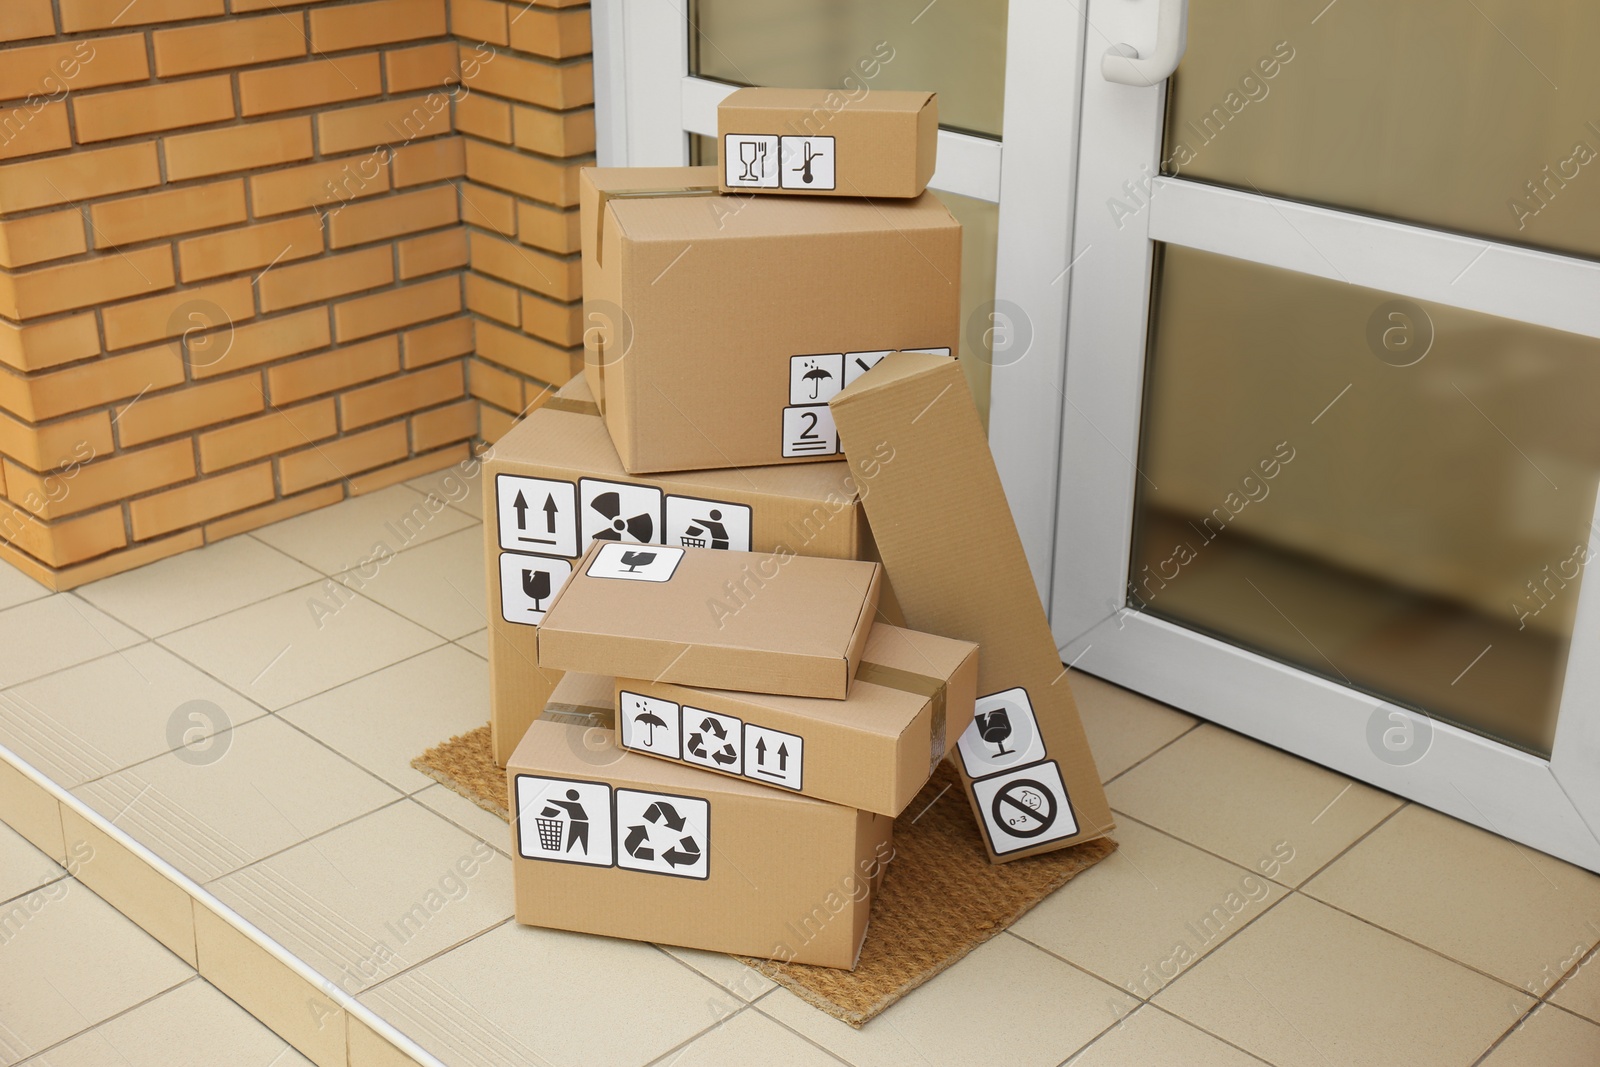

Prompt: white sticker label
[
  {"left": 723, "top": 134, "right": 779, "bottom": 188},
  {"left": 905, "top": 346, "right": 953, "bottom": 358},
  {"left": 498, "top": 553, "right": 572, "bottom": 625},
  {"left": 619, "top": 691, "right": 682, "bottom": 759},
  {"left": 842, "top": 351, "right": 892, "bottom": 387},
  {"left": 971, "top": 761, "right": 1078, "bottom": 855},
  {"left": 790, "top": 353, "right": 844, "bottom": 405},
  {"left": 585, "top": 542, "right": 684, "bottom": 583},
  {"left": 781, "top": 405, "right": 839, "bottom": 458},
  {"left": 579, "top": 478, "right": 662, "bottom": 547},
  {"left": 663, "top": 496, "right": 752, "bottom": 552},
  {"left": 682, "top": 707, "right": 743, "bottom": 774},
  {"left": 515, "top": 775, "right": 614, "bottom": 867},
  {"left": 496, "top": 475, "right": 577, "bottom": 556},
  {"left": 957, "top": 687, "right": 1048, "bottom": 779},
  {"left": 779, "top": 135, "right": 835, "bottom": 190},
  {"left": 743, "top": 723, "right": 803, "bottom": 790},
  {"left": 615, "top": 789, "right": 709, "bottom": 879}
]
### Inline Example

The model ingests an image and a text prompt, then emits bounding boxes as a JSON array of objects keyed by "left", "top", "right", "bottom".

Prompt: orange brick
[
  {"left": 92, "top": 180, "right": 247, "bottom": 248},
  {"left": 327, "top": 185, "right": 458, "bottom": 248},
  {"left": 317, "top": 94, "right": 453, "bottom": 155},
  {"left": 455, "top": 93, "right": 511, "bottom": 143},
  {"left": 475, "top": 320, "right": 576, "bottom": 384},
  {"left": 164, "top": 117, "right": 314, "bottom": 182},
  {"left": 463, "top": 48, "right": 592, "bottom": 109},
  {"left": 449, "top": 0, "right": 507, "bottom": 46},
  {"left": 390, "top": 136, "right": 464, "bottom": 187},
  {"left": 398, "top": 228, "right": 467, "bottom": 278},
  {"left": 348, "top": 441, "right": 466, "bottom": 495},
  {"left": 204, "top": 483, "right": 342, "bottom": 541},
  {"left": 237, "top": 54, "right": 382, "bottom": 117},
  {"left": 459, "top": 183, "right": 515, "bottom": 235},
  {"left": 463, "top": 140, "right": 582, "bottom": 205},
  {"left": 465, "top": 272, "right": 519, "bottom": 325},
  {"left": 340, "top": 361, "right": 462, "bottom": 429},
  {"left": 0, "top": 209, "right": 87, "bottom": 269},
  {"left": 507, "top": 6, "right": 591, "bottom": 59},
  {"left": 72, "top": 76, "right": 235, "bottom": 143},
  {"left": 278, "top": 421, "right": 407, "bottom": 494},
  {"left": 0, "top": 142, "right": 160, "bottom": 215},
  {"left": 516, "top": 199, "right": 579, "bottom": 253},
  {"left": 0, "top": 246, "right": 173, "bottom": 321},
  {"left": 512, "top": 105, "right": 595, "bottom": 158},
  {"left": 521, "top": 292, "right": 582, "bottom": 346},
  {"left": 385, "top": 42, "right": 460, "bottom": 92},
  {"left": 468, "top": 357, "right": 520, "bottom": 411},
  {"left": 402, "top": 317, "right": 472, "bottom": 368},
  {"left": 251, "top": 154, "right": 391, "bottom": 217},
  {"left": 0, "top": 1, "right": 56, "bottom": 43},
  {"left": 468, "top": 229, "right": 578, "bottom": 300},
  {"left": 479, "top": 403, "right": 515, "bottom": 443},
  {"left": 153, "top": 18, "right": 305, "bottom": 80},
  {"left": 194, "top": 308, "right": 332, "bottom": 380},
  {"left": 131, "top": 463, "right": 275, "bottom": 539},
  {"left": 115, "top": 375, "right": 265, "bottom": 448},
  {"left": 231, "top": 0, "right": 345, "bottom": 9},
  {"left": 59, "top": 0, "right": 221, "bottom": 31},
  {"left": 0, "top": 101, "right": 71, "bottom": 162},
  {"left": 8, "top": 346, "right": 185, "bottom": 422},
  {"left": 410, "top": 397, "right": 475, "bottom": 451},
  {"left": 310, "top": 0, "right": 446, "bottom": 52},
  {"left": 334, "top": 275, "right": 460, "bottom": 341},
  {"left": 0, "top": 315, "right": 100, "bottom": 373},
  {"left": 101, "top": 277, "right": 254, "bottom": 352},
  {"left": 0, "top": 502, "right": 125, "bottom": 568},
  {"left": 0, "top": 409, "right": 111, "bottom": 472},
  {"left": 177, "top": 214, "right": 324, "bottom": 282},
  {"left": 266, "top": 335, "right": 398, "bottom": 404},
  {"left": 198, "top": 398, "right": 336, "bottom": 472},
  {"left": 6, "top": 439, "right": 193, "bottom": 519},
  {"left": 0, "top": 37, "right": 148, "bottom": 102},
  {"left": 258, "top": 246, "right": 393, "bottom": 313}
]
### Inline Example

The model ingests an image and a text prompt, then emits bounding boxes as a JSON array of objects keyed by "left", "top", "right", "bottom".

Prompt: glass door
[{"left": 1058, "top": 0, "right": 1600, "bottom": 868}]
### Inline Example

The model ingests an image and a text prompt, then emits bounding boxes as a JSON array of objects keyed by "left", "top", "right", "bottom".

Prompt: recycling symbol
[
  {"left": 622, "top": 800, "right": 703, "bottom": 869},
  {"left": 686, "top": 716, "right": 739, "bottom": 768}
]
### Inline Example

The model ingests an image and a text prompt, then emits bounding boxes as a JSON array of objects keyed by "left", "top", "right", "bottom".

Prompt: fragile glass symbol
[
  {"left": 619, "top": 550, "right": 656, "bottom": 573},
  {"left": 521, "top": 568, "right": 552, "bottom": 609},
  {"left": 975, "top": 708, "right": 1015, "bottom": 756}
]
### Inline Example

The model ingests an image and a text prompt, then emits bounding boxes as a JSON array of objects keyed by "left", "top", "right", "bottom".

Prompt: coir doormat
[{"left": 413, "top": 725, "right": 1115, "bottom": 1026}]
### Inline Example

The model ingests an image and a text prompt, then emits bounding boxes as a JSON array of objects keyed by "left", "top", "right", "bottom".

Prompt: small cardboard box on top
[
  {"left": 509, "top": 673, "right": 894, "bottom": 969},
  {"left": 579, "top": 165, "right": 961, "bottom": 474},
  {"left": 536, "top": 541, "right": 881, "bottom": 700},
  {"left": 616, "top": 622, "right": 977, "bottom": 816},
  {"left": 717, "top": 87, "right": 937, "bottom": 199},
  {"left": 483, "top": 373, "right": 875, "bottom": 767},
  {"left": 830, "top": 352, "right": 1116, "bottom": 863}
]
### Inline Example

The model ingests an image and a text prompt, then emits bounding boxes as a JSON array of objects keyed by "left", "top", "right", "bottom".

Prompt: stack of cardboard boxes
[{"left": 485, "top": 89, "right": 1113, "bottom": 970}]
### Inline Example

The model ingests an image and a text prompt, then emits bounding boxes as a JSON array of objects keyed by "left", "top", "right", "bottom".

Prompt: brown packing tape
[
  {"left": 543, "top": 395, "right": 601, "bottom": 417},
  {"left": 854, "top": 661, "right": 947, "bottom": 775},
  {"left": 592, "top": 184, "right": 720, "bottom": 268},
  {"left": 540, "top": 701, "right": 615, "bottom": 730}
]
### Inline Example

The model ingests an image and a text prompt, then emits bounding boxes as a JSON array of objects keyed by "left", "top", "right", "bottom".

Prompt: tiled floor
[{"left": 4, "top": 464, "right": 1600, "bottom": 1065}]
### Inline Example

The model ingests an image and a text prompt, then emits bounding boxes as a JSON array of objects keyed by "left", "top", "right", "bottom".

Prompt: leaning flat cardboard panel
[
  {"left": 616, "top": 623, "right": 977, "bottom": 816},
  {"left": 484, "top": 373, "right": 874, "bottom": 766},
  {"left": 578, "top": 165, "right": 961, "bottom": 474},
  {"left": 830, "top": 352, "right": 1115, "bottom": 863},
  {"left": 509, "top": 677, "right": 894, "bottom": 969},
  {"left": 717, "top": 87, "right": 938, "bottom": 199},
  {"left": 536, "top": 541, "right": 881, "bottom": 700}
]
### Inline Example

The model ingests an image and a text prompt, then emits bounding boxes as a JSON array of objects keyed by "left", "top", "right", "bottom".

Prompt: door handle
[{"left": 1101, "top": 0, "right": 1189, "bottom": 86}]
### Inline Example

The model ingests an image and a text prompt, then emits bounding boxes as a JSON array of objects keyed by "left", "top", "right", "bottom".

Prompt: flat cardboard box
[
  {"left": 579, "top": 165, "right": 961, "bottom": 473},
  {"left": 537, "top": 541, "right": 881, "bottom": 700},
  {"left": 830, "top": 352, "right": 1116, "bottom": 862},
  {"left": 717, "top": 87, "right": 937, "bottom": 199},
  {"left": 615, "top": 623, "right": 977, "bottom": 816},
  {"left": 509, "top": 674, "right": 894, "bottom": 969}
]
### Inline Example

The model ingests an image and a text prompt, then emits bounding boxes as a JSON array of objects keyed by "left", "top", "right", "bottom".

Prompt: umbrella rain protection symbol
[
  {"left": 632, "top": 699, "right": 668, "bottom": 744},
  {"left": 801, "top": 358, "right": 834, "bottom": 400}
]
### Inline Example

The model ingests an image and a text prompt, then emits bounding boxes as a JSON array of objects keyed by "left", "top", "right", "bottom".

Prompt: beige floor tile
[
  {"left": 1154, "top": 894, "right": 1529, "bottom": 1067},
  {"left": 1070, "top": 673, "right": 1196, "bottom": 782},
  {"left": 280, "top": 644, "right": 490, "bottom": 792},
  {"left": 1106, "top": 725, "right": 1401, "bottom": 886},
  {"left": 332, "top": 528, "right": 486, "bottom": 641},
  {"left": 74, "top": 716, "right": 400, "bottom": 883},
  {"left": 158, "top": 584, "right": 441, "bottom": 711},
  {"left": 455, "top": 629, "right": 487, "bottom": 660},
  {"left": 74, "top": 536, "right": 319, "bottom": 637},
  {"left": 0, "top": 596, "right": 141, "bottom": 689},
  {"left": 0, "top": 881, "right": 191, "bottom": 1065},
  {"left": 1303, "top": 802, "right": 1600, "bottom": 990},
  {"left": 2, "top": 644, "right": 267, "bottom": 788},
  {"left": 1065, "top": 1005, "right": 1269, "bottom": 1066},
  {"left": 0, "top": 564, "right": 49, "bottom": 613},
  {"left": 406, "top": 464, "right": 483, "bottom": 521},
  {"left": 212, "top": 801, "right": 513, "bottom": 995},
  {"left": 252, "top": 484, "right": 476, "bottom": 575},
  {"left": 759, "top": 934, "right": 1135, "bottom": 1067},
  {"left": 1552, "top": 947, "right": 1600, "bottom": 1025},
  {"left": 1012, "top": 817, "right": 1287, "bottom": 998},
  {"left": 0, "top": 820, "right": 64, "bottom": 905},
  {"left": 651, "top": 1009, "right": 844, "bottom": 1067},
  {"left": 23, "top": 977, "right": 313, "bottom": 1066},
  {"left": 411, "top": 785, "right": 511, "bottom": 855},
  {"left": 1479, "top": 1005, "right": 1600, "bottom": 1067},
  {"left": 362, "top": 921, "right": 735, "bottom": 1067},
  {"left": 660, "top": 945, "right": 778, "bottom": 1003}
]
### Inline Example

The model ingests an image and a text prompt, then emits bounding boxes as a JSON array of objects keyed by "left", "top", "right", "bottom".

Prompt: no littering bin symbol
[{"left": 992, "top": 778, "right": 1057, "bottom": 838}]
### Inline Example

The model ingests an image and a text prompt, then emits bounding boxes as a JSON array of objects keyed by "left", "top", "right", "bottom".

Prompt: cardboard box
[
  {"left": 484, "top": 373, "right": 874, "bottom": 766},
  {"left": 537, "top": 541, "right": 881, "bottom": 700},
  {"left": 831, "top": 352, "right": 1116, "bottom": 862},
  {"left": 615, "top": 623, "right": 977, "bottom": 816},
  {"left": 509, "top": 674, "right": 895, "bottom": 969},
  {"left": 717, "top": 87, "right": 938, "bottom": 199},
  {"left": 579, "top": 166, "right": 961, "bottom": 474}
]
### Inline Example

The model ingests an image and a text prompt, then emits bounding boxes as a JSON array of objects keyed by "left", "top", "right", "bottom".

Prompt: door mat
[{"left": 413, "top": 725, "right": 1116, "bottom": 1027}]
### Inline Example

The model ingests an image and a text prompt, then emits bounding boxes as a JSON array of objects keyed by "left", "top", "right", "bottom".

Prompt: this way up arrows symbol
[{"left": 512, "top": 490, "right": 528, "bottom": 529}]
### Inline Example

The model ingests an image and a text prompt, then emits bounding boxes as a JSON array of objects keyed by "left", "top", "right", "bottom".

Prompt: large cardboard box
[
  {"left": 717, "top": 88, "right": 937, "bottom": 199},
  {"left": 579, "top": 166, "right": 961, "bottom": 473},
  {"left": 509, "top": 674, "right": 895, "bottom": 969},
  {"left": 615, "top": 623, "right": 977, "bottom": 816},
  {"left": 537, "top": 541, "right": 881, "bottom": 700},
  {"left": 831, "top": 352, "right": 1116, "bottom": 862},
  {"left": 484, "top": 374, "right": 873, "bottom": 766}
]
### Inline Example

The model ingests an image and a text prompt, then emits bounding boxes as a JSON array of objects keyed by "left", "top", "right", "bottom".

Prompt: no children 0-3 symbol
[
  {"left": 971, "top": 761, "right": 1079, "bottom": 855},
  {"left": 616, "top": 789, "right": 709, "bottom": 880},
  {"left": 992, "top": 779, "right": 1057, "bottom": 838}
]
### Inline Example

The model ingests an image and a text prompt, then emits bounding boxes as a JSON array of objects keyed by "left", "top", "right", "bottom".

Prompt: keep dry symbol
[
  {"left": 801, "top": 359, "right": 834, "bottom": 400},
  {"left": 631, "top": 700, "right": 668, "bottom": 744},
  {"left": 623, "top": 800, "right": 702, "bottom": 868}
]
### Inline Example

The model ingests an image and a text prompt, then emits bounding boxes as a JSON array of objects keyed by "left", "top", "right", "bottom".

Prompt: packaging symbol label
[
  {"left": 619, "top": 691, "right": 682, "bottom": 758},
  {"left": 682, "top": 707, "right": 743, "bottom": 774},
  {"left": 579, "top": 478, "right": 663, "bottom": 547},
  {"left": 781, "top": 405, "right": 840, "bottom": 458},
  {"left": 723, "top": 134, "right": 780, "bottom": 188},
  {"left": 743, "top": 723, "right": 803, "bottom": 790},
  {"left": 499, "top": 553, "right": 572, "bottom": 625},
  {"left": 615, "top": 788, "right": 710, "bottom": 879},
  {"left": 970, "top": 761, "right": 1078, "bottom": 855},
  {"left": 779, "top": 135, "right": 835, "bottom": 190},
  {"left": 957, "top": 687, "right": 1048, "bottom": 778},
  {"left": 496, "top": 475, "right": 578, "bottom": 556},
  {"left": 585, "top": 542, "right": 684, "bottom": 583},
  {"left": 664, "top": 496, "right": 752, "bottom": 552},
  {"left": 790, "top": 353, "right": 845, "bottom": 405},
  {"left": 516, "top": 774, "right": 615, "bottom": 867}
]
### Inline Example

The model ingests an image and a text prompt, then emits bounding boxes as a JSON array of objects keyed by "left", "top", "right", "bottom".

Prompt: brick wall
[{"left": 0, "top": 0, "right": 593, "bottom": 589}]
